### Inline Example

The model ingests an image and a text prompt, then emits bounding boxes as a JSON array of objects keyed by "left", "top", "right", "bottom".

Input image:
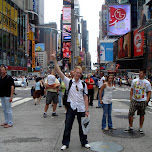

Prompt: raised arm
[{"left": 51, "top": 52, "right": 65, "bottom": 80}]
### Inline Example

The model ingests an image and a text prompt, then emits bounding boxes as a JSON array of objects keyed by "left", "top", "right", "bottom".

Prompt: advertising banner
[
  {"left": 62, "top": 42, "right": 71, "bottom": 58},
  {"left": 100, "top": 42, "right": 113, "bottom": 62},
  {"left": 63, "top": 0, "right": 71, "bottom": 5},
  {"left": 0, "top": 0, "right": 18, "bottom": 36},
  {"left": 63, "top": 25, "right": 71, "bottom": 40},
  {"left": 108, "top": 5, "right": 131, "bottom": 36},
  {"left": 118, "top": 32, "right": 131, "bottom": 59},
  {"left": 134, "top": 29, "right": 144, "bottom": 57},
  {"left": 63, "top": 7, "right": 71, "bottom": 24},
  {"left": 32, "top": 41, "right": 35, "bottom": 68},
  {"left": 35, "top": 43, "right": 45, "bottom": 52}
]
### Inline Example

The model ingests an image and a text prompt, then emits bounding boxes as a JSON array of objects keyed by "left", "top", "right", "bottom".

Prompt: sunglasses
[{"left": 76, "top": 85, "right": 79, "bottom": 91}]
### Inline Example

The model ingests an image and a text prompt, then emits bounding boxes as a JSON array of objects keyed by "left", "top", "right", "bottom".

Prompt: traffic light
[
  {"left": 27, "top": 32, "right": 30, "bottom": 40},
  {"left": 78, "top": 56, "right": 81, "bottom": 64}
]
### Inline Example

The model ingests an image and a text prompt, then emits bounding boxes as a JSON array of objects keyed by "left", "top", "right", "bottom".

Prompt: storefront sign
[{"left": 134, "top": 29, "right": 144, "bottom": 57}]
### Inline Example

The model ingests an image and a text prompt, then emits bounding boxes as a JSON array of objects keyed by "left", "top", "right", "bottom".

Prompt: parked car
[{"left": 14, "top": 78, "right": 24, "bottom": 87}]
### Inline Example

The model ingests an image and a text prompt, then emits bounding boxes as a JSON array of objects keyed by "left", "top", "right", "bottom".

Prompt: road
[{"left": 0, "top": 82, "right": 152, "bottom": 152}]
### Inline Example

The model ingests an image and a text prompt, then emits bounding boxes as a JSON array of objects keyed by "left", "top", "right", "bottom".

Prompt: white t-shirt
[
  {"left": 131, "top": 78, "right": 151, "bottom": 101},
  {"left": 63, "top": 76, "right": 88, "bottom": 112},
  {"left": 98, "top": 76, "right": 105, "bottom": 88},
  {"left": 47, "top": 74, "right": 55, "bottom": 85}
]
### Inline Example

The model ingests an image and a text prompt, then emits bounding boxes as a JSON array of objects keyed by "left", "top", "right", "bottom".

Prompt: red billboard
[
  {"left": 62, "top": 42, "right": 71, "bottom": 58},
  {"left": 118, "top": 32, "right": 131, "bottom": 59},
  {"left": 134, "top": 29, "right": 144, "bottom": 57}
]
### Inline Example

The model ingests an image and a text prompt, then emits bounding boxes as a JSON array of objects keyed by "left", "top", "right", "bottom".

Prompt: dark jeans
[
  {"left": 88, "top": 89, "right": 94, "bottom": 106},
  {"left": 62, "top": 106, "right": 88, "bottom": 146}
]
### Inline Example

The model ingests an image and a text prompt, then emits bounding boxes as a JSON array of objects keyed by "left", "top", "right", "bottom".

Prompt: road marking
[
  {"left": 112, "top": 99, "right": 130, "bottom": 102},
  {"left": 15, "top": 87, "right": 31, "bottom": 90},
  {"left": 113, "top": 109, "right": 129, "bottom": 113},
  {"left": 0, "top": 97, "right": 33, "bottom": 107},
  {"left": 12, "top": 98, "right": 33, "bottom": 107}
]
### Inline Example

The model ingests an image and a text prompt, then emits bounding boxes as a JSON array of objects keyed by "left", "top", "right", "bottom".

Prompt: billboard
[
  {"left": 134, "top": 29, "right": 144, "bottom": 57},
  {"left": 63, "top": 25, "right": 71, "bottom": 40},
  {"left": 100, "top": 42, "right": 113, "bottom": 62},
  {"left": 108, "top": 5, "right": 131, "bottom": 36},
  {"left": 63, "top": 0, "right": 71, "bottom": 5},
  {"left": 118, "top": 32, "right": 131, "bottom": 59},
  {"left": 35, "top": 43, "right": 45, "bottom": 52},
  {"left": 62, "top": 42, "right": 71, "bottom": 58},
  {"left": 63, "top": 7, "right": 71, "bottom": 24}
]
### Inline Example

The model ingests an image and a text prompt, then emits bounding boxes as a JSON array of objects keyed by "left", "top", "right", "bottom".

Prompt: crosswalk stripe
[
  {"left": 12, "top": 98, "right": 33, "bottom": 107},
  {"left": 15, "top": 87, "right": 31, "bottom": 90}
]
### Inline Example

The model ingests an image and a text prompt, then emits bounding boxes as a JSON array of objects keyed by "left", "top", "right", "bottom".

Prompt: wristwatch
[{"left": 85, "top": 110, "right": 89, "bottom": 112}]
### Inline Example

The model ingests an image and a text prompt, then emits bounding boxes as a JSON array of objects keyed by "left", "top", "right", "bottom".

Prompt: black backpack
[{"left": 63, "top": 79, "right": 85, "bottom": 108}]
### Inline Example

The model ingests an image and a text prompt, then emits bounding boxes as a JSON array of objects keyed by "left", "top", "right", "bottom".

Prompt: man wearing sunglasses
[{"left": 51, "top": 52, "right": 90, "bottom": 151}]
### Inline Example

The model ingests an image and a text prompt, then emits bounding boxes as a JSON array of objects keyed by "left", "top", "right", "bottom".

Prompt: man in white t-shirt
[
  {"left": 96, "top": 72, "right": 105, "bottom": 108},
  {"left": 124, "top": 69, "right": 151, "bottom": 134}
]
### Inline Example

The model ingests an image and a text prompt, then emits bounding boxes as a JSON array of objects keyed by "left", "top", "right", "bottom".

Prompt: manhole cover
[
  {"left": 103, "top": 128, "right": 145, "bottom": 138},
  {"left": 89, "top": 141, "right": 123, "bottom": 152}
]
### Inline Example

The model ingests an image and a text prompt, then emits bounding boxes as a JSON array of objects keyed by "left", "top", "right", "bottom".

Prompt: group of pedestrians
[{"left": 0, "top": 55, "right": 151, "bottom": 151}]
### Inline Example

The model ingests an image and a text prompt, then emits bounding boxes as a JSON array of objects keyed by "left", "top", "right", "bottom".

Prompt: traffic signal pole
[{"left": 71, "top": 0, "right": 75, "bottom": 70}]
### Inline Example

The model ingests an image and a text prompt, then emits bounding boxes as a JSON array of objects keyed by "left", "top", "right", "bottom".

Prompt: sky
[{"left": 44, "top": 0, "right": 105, "bottom": 69}]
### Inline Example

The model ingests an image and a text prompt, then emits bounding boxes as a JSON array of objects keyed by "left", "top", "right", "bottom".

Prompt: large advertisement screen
[
  {"left": 100, "top": 42, "right": 113, "bottom": 62},
  {"left": 62, "top": 42, "right": 71, "bottom": 58},
  {"left": 35, "top": 43, "right": 45, "bottom": 52},
  {"left": 118, "top": 32, "right": 131, "bottom": 59},
  {"left": 63, "top": 7, "right": 71, "bottom": 24},
  {"left": 108, "top": 5, "right": 131, "bottom": 36},
  {"left": 134, "top": 29, "right": 144, "bottom": 57},
  {"left": 63, "top": 25, "right": 71, "bottom": 40}
]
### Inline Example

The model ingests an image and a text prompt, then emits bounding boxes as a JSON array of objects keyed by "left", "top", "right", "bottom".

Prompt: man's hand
[
  {"left": 50, "top": 51, "right": 56, "bottom": 61},
  {"left": 9, "top": 97, "right": 13, "bottom": 102},
  {"left": 100, "top": 100, "right": 103, "bottom": 104},
  {"left": 85, "top": 111, "right": 89, "bottom": 117}
]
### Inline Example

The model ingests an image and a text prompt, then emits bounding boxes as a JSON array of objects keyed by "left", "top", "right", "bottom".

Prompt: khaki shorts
[{"left": 129, "top": 99, "right": 147, "bottom": 116}]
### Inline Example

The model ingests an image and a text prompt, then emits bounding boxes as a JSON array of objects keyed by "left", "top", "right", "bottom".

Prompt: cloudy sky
[{"left": 44, "top": 0, "right": 105, "bottom": 68}]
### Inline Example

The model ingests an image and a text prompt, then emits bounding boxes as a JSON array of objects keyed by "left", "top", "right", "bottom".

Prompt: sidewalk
[{"left": 0, "top": 98, "right": 152, "bottom": 152}]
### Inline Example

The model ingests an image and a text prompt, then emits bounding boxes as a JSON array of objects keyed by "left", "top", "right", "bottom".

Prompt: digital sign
[
  {"left": 100, "top": 42, "right": 113, "bottom": 62},
  {"left": 63, "top": 25, "right": 71, "bottom": 40},
  {"left": 108, "top": 5, "right": 131, "bottom": 36},
  {"left": 118, "top": 32, "right": 131, "bottom": 59},
  {"left": 62, "top": 42, "right": 71, "bottom": 58},
  {"left": 35, "top": 43, "right": 45, "bottom": 52},
  {"left": 63, "top": 0, "right": 71, "bottom": 5},
  {"left": 134, "top": 29, "right": 144, "bottom": 57},
  {"left": 63, "top": 7, "right": 71, "bottom": 24}
]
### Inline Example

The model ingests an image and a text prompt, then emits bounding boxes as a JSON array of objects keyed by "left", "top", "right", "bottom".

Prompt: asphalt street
[{"left": 0, "top": 82, "right": 152, "bottom": 152}]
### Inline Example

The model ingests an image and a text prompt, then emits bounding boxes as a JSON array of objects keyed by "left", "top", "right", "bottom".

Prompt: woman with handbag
[{"left": 34, "top": 77, "right": 43, "bottom": 105}]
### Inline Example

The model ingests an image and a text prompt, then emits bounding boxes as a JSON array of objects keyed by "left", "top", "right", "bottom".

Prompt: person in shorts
[
  {"left": 124, "top": 69, "right": 151, "bottom": 134},
  {"left": 43, "top": 69, "right": 60, "bottom": 117}
]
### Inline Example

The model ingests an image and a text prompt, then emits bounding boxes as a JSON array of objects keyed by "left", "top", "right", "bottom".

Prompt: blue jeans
[
  {"left": 1, "top": 97, "right": 13, "bottom": 125},
  {"left": 58, "top": 91, "right": 62, "bottom": 107},
  {"left": 98, "top": 90, "right": 104, "bottom": 107},
  {"left": 62, "top": 107, "right": 88, "bottom": 146},
  {"left": 102, "top": 103, "right": 112, "bottom": 129}
]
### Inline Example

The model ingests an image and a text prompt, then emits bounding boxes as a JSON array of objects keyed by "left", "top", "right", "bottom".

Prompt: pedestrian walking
[
  {"left": 85, "top": 74, "right": 95, "bottom": 106},
  {"left": 92, "top": 74, "right": 99, "bottom": 100},
  {"left": 43, "top": 69, "right": 60, "bottom": 118},
  {"left": 124, "top": 69, "right": 151, "bottom": 134},
  {"left": 99, "top": 74, "right": 116, "bottom": 130},
  {"left": 51, "top": 52, "right": 90, "bottom": 150},
  {"left": 96, "top": 72, "right": 105, "bottom": 108},
  {"left": 34, "top": 77, "right": 43, "bottom": 105},
  {"left": 0, "top": 65, "right": 14, "bottom": 128}
]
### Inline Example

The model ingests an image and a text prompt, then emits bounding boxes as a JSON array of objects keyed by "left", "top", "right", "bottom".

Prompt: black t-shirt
[{"left": 0, "top": 75, "right": 14, "bottom": 97}]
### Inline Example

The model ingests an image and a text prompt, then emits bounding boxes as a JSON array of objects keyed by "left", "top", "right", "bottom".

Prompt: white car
[{"left": 14, "top": 78, "right": 24, "bottom": 87}]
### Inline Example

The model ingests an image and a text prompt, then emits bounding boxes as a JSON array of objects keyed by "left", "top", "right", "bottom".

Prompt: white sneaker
[
  {"left": 61, "top": 145, "right": 67, "bottom": 150},
  {"left": 84, "top": 144, "right": 90, "bottom": 149}
]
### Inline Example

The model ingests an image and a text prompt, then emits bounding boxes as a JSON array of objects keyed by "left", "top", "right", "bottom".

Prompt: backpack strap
[
  {"left": 67, "top": 79, "right": 73, "bottom": 95},
  {"left": 82, "top": 81, "right": 87, "bottom": 96}
]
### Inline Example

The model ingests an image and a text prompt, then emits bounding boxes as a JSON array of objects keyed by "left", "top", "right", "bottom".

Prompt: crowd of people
[{"left": 0, "top": 54, "right": 151, "bottom": 150}]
